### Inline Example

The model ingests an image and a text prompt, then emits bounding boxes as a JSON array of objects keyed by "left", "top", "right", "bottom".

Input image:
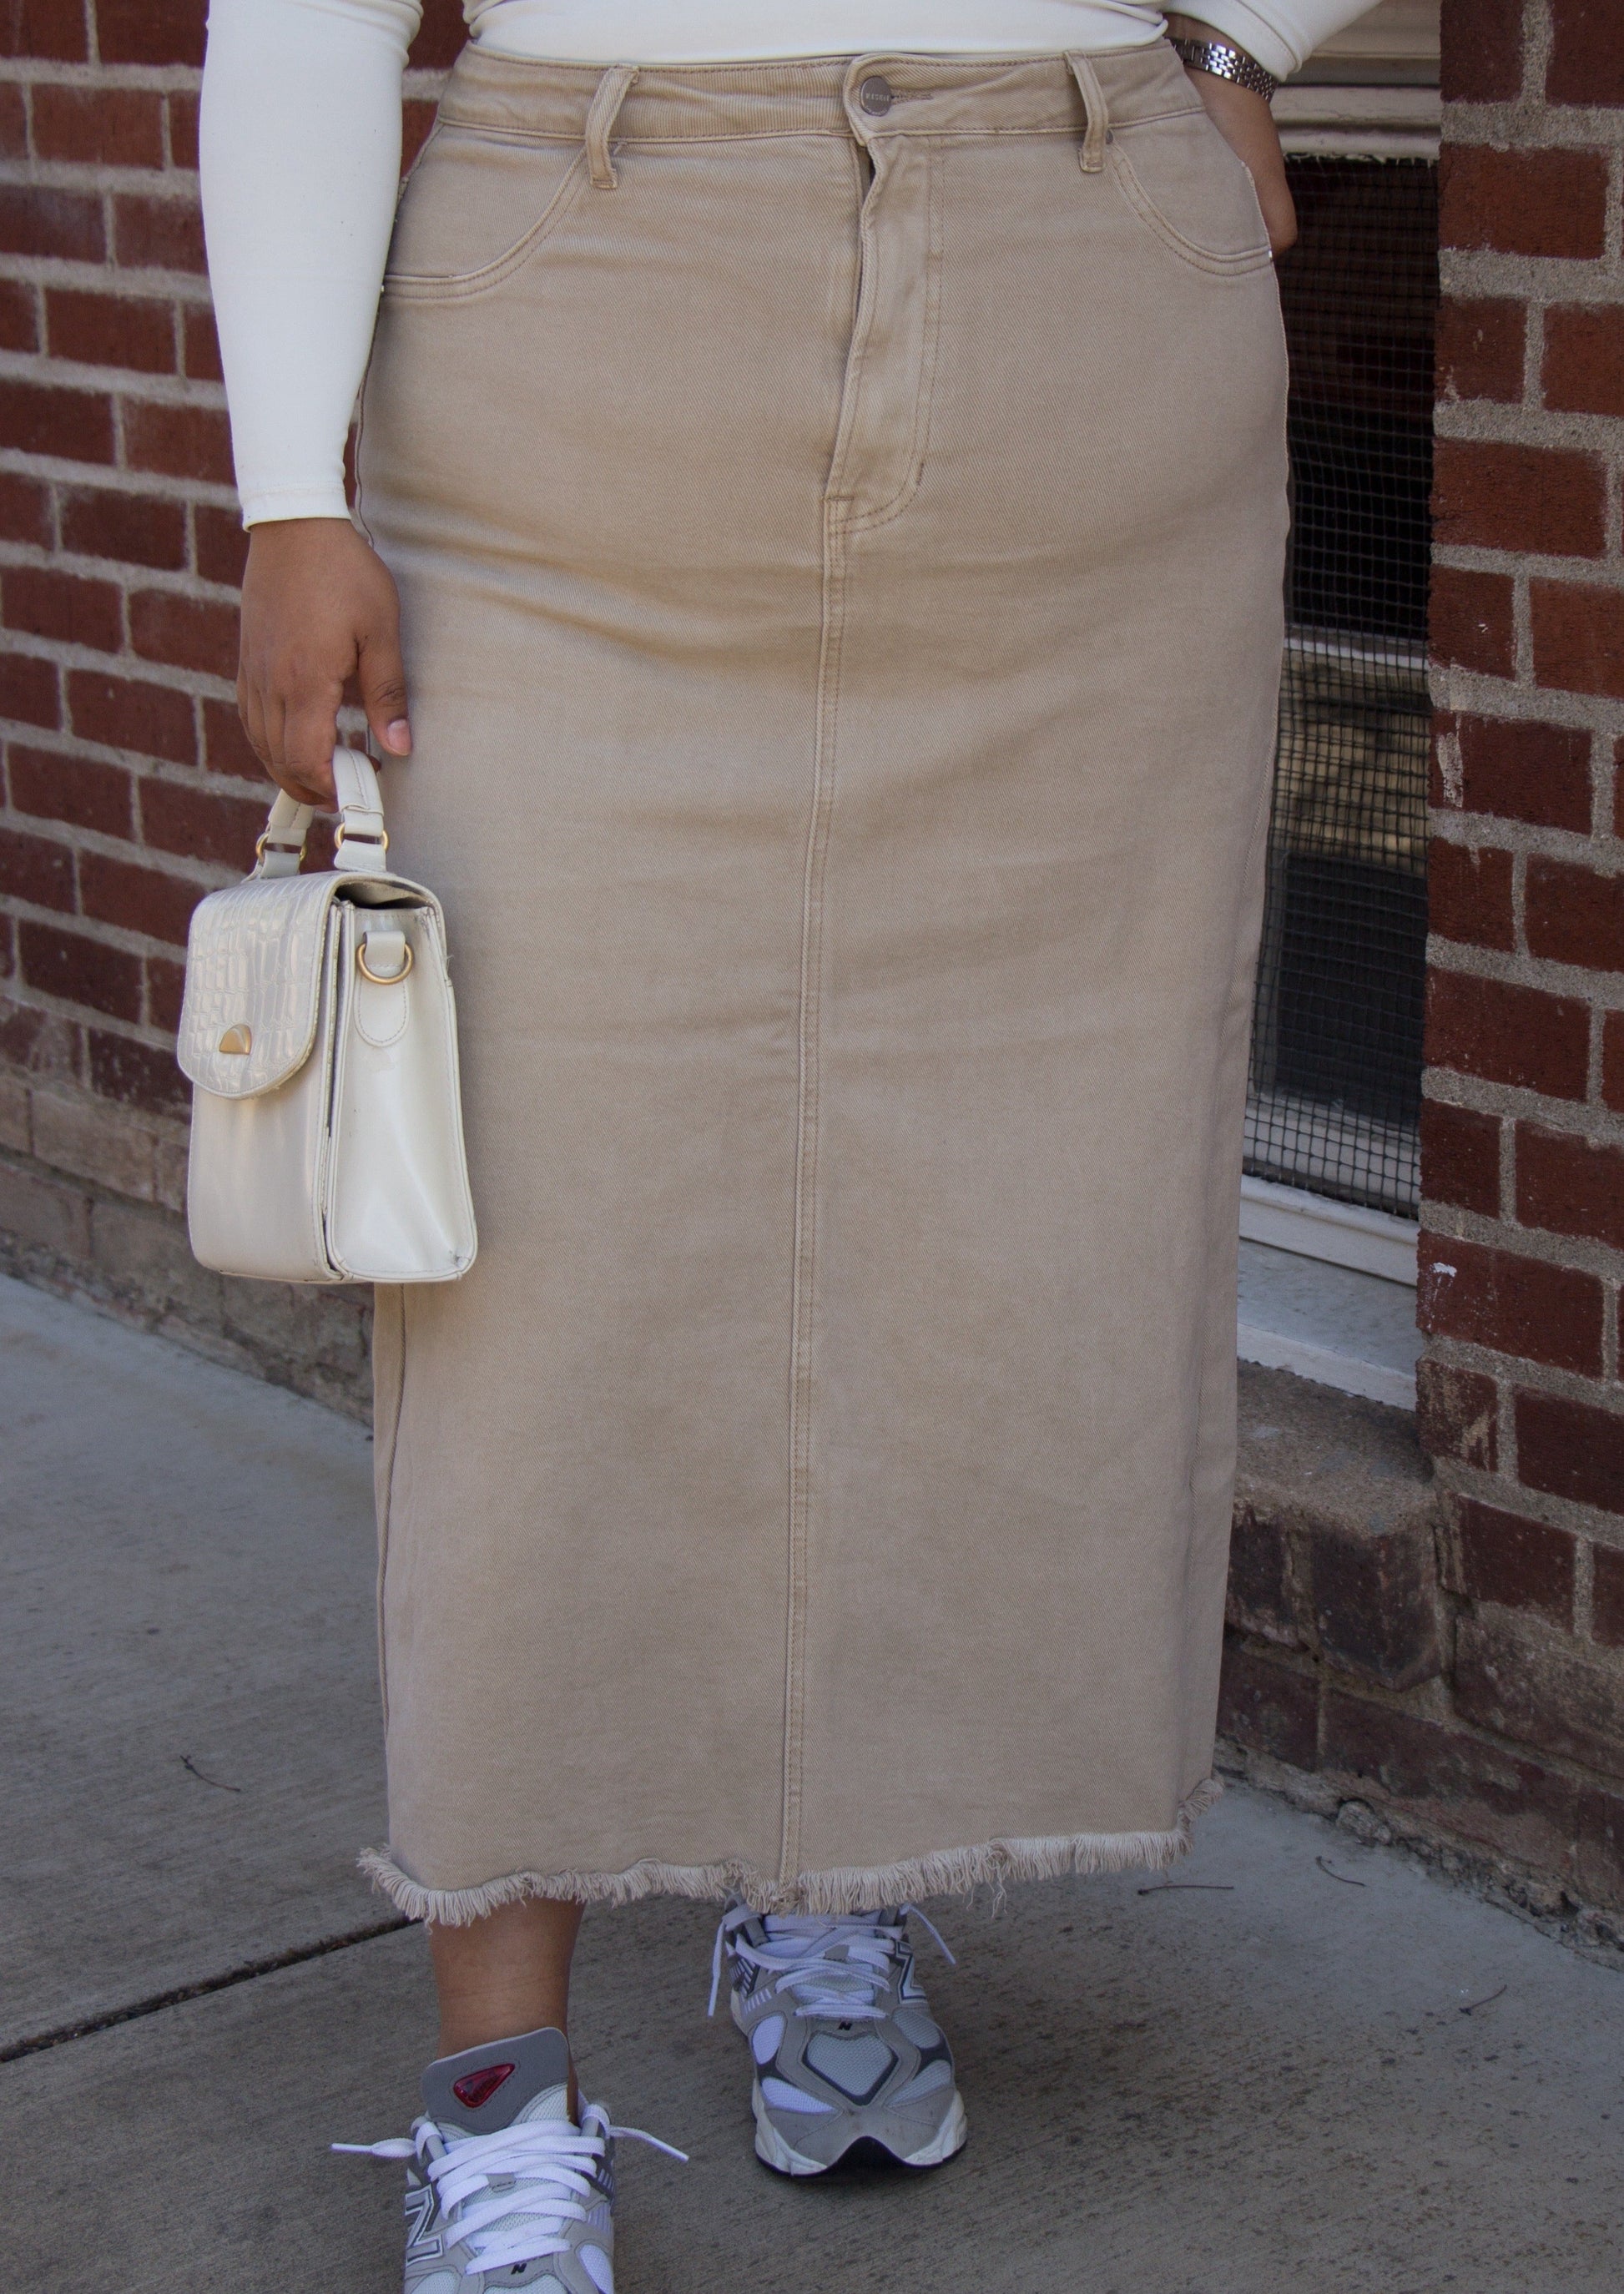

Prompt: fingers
[
  {"left": 356, "top": 613, "right": 412, "bottom": 760},
  {"left": 237, "top": 518, "right": 392, "bottom": 809}
]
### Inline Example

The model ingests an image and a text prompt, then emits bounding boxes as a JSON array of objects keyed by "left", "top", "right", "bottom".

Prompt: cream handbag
[{"left": 176, "top": 747, "right": 477, "bottom": 1284}]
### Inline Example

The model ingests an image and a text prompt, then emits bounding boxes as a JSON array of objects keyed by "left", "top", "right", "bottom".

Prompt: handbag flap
[{"left": 177, "top": 872, "right": 343, "bottom": 1099}]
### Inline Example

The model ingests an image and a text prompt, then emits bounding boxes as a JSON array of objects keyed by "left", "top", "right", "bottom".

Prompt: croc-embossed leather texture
[{"left": 176, "top": 749, "right": 478, "bottom": 1285}]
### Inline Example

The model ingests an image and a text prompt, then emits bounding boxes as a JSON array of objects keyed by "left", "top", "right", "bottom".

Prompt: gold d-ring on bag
[{"left": 176, "top": 746, "right": 477, "bottom": 1284}]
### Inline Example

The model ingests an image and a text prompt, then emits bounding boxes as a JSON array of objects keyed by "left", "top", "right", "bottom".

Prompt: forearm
[{"left": 199, "top": 0, "right": 424, "bottom": 527}]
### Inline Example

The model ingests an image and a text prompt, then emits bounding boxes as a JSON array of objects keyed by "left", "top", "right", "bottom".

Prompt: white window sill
[{"left": 1236, "top": 1178, "right": 1420, "bottom": 1410}]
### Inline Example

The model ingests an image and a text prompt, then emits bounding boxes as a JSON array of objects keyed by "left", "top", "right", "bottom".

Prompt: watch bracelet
[{"left": 1168, "top": 36, "right": 1280, "bottom": 103}]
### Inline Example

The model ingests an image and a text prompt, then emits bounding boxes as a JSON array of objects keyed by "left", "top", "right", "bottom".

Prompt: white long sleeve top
[{"left": 199, "top": 0, "right": 1374, "bottom": 525}]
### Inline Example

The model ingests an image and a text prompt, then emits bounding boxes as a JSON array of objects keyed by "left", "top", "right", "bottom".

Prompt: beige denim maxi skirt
[{"left": 356, "top": 41, "right": 1288, "bottom": 1922}]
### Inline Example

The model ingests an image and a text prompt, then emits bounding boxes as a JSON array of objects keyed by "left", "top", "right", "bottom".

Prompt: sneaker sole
[{"left": 752, "top": 2087, "right": 968, "bottom": 2178}]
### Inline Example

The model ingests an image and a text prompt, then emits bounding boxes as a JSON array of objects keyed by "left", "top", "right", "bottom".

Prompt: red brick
[
  {"left": 1417, "top": 1229, "right": 1603, "bottom": 1376},
  {"left": 78, "top": 850, "right": 199, "bottom": 945},
  {"left": 145, "top": 950, "right": 184, "bottom": 1032},
  {"left": 0, "top": 995, "right": 67, "bottom": 1069},
  {"left": 61, "top": 484, "right": 188, "bottom": 573},
  {"left": 1, "top": 567, "right": 122, "bottom": 654},
  {"left": 129, "top": 589, "right": 237, "bottom": 680},
  {"left": 0, "top": 0, "right": 88, "bottom": 59},
  {"left": 1525, "top": 855, "right": 1624, "bottom": 970},
  {"left": 8, "top": 743, "right": 131, "bottom": 838},
  {"left": 1425, "top": 971, "right": 1589, "bottom": 1100},
  {"left": 166, "top": 89, "right": 198, "bottom": 171},
  {"left": 1440, "top": 146, "right": 1608, "bottom": 261},
  {"left": 1440, "top": 0, "right": 1523, "bottom": 101},
  {"left": 93, "top": 0, "right": 206, "bottom": 68},
  {"left": 1515, "top": 1122, "right": 1624, "bottom": 1250},
  {"left": 1306, "top": 1517, "right": 1441, "bottom": 1692},
  {"left": 1531, "top": 581, "right": 1624, "bottom": 703},
  {"left": 47, "top": 288, "right": 174, "bottom": 376},
  {"left": 1606, "top": 1011, "right": 1624, "bottom": 1115},
  {"left": 1428, "top": 837, "right": 1514, "bottom": 951},
  {"left": 86, "top": 1023, "right": 189, "bottom": 1116},
  {"left": 0, "top": 379, "right": 114, "bottom": 464},
  {"left": 32, "top": 83, "right": 163, "bottom": 166},
  {"left": 0, "top": 653, "right": 60, "bottom": 731},
  {"left": 0, "top": 184, "right": 104, "bottom": 262},
  {"left": 122, "top": 399, "right": 233, "bottom": 487},
  {"left": 1616, "top": 734, "right": 1624, "bottom": 840},
  {"left": 0, "top": 79, "right": 22, "bottom": 158},
  {"left": 181, "top": 302, "right": 221, "bottom": 381},
  {"left": 1454, "top": 1497, "right": 1576, "bottom": 1628},
  {"left": 202, "top": 695, "right": 262, "bottom": 780},
  {"left": 1436, "top": 295, "right": 1525, "bottom": 405},
  {"left": 1432, "top": 714, "right": 1591, "bottom": 834},
  {"left": 1420, "top": 1097, "right": 1500, "bottom": 1216},
  {"left": 1434, "top": 441, "right": 1606, "bottom": 561},
  {"left": 1547, "top": 0, "right": 1624, "bottom": 105},
  {"left": 402, "top": 98, "right": 438, "bottom": 172},
  {"left": 1218, "top": 1636, "right": 1319, "bottom": 1770},
  {"left": 111, "top": 193, "right": 205, "bottom": 275},
  {"left": 1455, "top": 1609, "right": 1624, "bottom": 1783},
  {"left": 1543, "top": 307, "right": 1624, "bottom": 421},
  {"left": 67, "top": 668, "right": 194, "bottom": 766},
  {"left": 1596, "top": 1546, "right": 1624, "bottom": 1650},
  {"left": 18, "top": 920, "right": 140, "bottom": 1020},
  {"left": 193, "top": 502, "right": 247, "bottom": 587},
  {"left": 1321, "top": 1688, "right": 1581, "bottom": 1875},
  {"left": 0, "top": 275, "right": 37, "bottom": 351},
  {"left": 407, "top": 0, "right": 467, "bottom": 68},
  {"left": 1430, "top": 567, "right": 1514, "bottom": 678},
  {"left": 0, "top": 471, "right": 50, "bottom": 547},
  {"left": 1516, "top": 1389, "right": 1624, "bottom": 1515},
  {"left": 1415, "top": 1359, "right": 1498, "bottom": 1471},
  {"left": 1577, "top": 1786, "right": 1624, "bottom": 1909},
  {"left": 139, "top": 776, "right": 263, "bottom": 869},
  {"left": 0, "top": 823, "right": 74, "bottom": 911},
  {"left": 1226, "top": 1503, "right": 1294, "bottom": 1645}
]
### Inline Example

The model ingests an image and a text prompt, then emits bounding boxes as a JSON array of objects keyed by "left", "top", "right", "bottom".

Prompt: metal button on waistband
[{"left": 858, "top": 74, "right": 895, "bottom": 116}]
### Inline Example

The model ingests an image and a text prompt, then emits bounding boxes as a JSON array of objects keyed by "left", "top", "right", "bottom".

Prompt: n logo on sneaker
[{"left": 451, "top": 2063, "right": 517, "bottom": 2111}]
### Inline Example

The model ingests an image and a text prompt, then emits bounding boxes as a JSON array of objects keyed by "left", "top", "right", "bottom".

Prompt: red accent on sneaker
[{"left": 451, "top": 2064, "right": 517, "bottom": 2111}]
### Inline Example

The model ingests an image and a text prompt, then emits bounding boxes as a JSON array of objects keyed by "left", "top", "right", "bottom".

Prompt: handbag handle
[{"left": 252, "top": 748, "right": 390, "bottom": 880}]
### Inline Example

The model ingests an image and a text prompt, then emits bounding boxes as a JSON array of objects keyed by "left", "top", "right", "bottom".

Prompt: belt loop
[
  {"left": 585, "top": 63, "right": 639, "bottom": 190},
  {"left": 1065, "top": 53, "right": 1110, "bottom": 174}
]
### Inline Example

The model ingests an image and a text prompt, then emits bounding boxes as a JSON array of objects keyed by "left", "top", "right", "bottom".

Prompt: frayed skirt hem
[{"left": 360, "top": 1776, "right": 1223, "bottom": 1926}]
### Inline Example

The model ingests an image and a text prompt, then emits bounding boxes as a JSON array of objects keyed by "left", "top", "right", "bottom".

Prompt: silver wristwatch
[{"left": 1168, "top": 36, "right": 1280, "bottom": 103}]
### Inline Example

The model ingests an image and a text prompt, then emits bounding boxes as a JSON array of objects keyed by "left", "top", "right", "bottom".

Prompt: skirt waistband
[{"left": 437, "top": 39, "right": 1201, "bottom": 149}]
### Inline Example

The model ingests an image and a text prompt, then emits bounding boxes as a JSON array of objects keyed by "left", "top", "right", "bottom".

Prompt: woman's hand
[
  {"left": 236, "top": 517, "right": 411, "bottom": 809},
  {"left": 1165, "top": 14, "right": 1298, "bottom": 256}
]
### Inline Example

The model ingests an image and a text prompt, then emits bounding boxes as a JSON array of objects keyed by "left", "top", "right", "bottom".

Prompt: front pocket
[
  {"left": 1108, "top": 108, "right": 1273, "bottom": 276},
  {"left": 384, "top": 124, "right": 588, "bottom": 302}
]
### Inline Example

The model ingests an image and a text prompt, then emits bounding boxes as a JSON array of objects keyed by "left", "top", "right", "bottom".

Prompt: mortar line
[{"left": 0, "top": 1913, "right": 412, "bottom": 2066}]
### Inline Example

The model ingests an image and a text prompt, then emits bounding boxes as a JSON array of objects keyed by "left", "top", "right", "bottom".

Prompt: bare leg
[{"left": 429, "top": 1897, "right": 585, "bottom": 2110}]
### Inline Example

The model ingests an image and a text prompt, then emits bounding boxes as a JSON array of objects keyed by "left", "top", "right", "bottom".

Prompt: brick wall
[
  {"left": 1222, "top": 0, "right": 1624, "bottom": 1934},
  {"left": 0, "top": 0, "right": 464, "bottom": 1406}
]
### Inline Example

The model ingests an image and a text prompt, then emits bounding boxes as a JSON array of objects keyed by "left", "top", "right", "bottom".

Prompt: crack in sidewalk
[{"left": 0, "top": 1915, "right": 412, "bottom": 2065}]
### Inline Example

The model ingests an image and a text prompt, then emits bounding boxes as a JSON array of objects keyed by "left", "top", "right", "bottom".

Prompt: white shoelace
[
  {"left": 707, "top": 1903, "right": 954, "bottom": 2022},
  {"left": 334, "top": 2104, "right": 685, "bottom": 2276}
]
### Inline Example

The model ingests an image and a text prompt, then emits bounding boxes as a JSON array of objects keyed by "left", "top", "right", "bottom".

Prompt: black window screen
[{"left": 1245, "top": 156, "right": 1437, "bottom": 1219}]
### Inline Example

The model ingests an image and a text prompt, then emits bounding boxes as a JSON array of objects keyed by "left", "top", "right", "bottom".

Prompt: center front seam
[{"left": 781, "top": 493, "right": 850, "bottom": 1888}]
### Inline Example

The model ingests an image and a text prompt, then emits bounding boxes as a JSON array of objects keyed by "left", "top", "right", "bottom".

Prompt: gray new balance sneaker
[
  {"left": 710, "top": 1904, "right": 968, "bottom": 2176},
  {"left": 335, "top": 2026, "right": 684, "bottom": 2291}
]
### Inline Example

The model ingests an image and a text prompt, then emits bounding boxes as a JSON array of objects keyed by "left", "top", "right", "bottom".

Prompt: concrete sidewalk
[{"left": 3, "top": 1273, "right": 1621, "bottom": 2292}]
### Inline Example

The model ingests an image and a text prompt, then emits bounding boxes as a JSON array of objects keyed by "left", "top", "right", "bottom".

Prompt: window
[{"left": 1236, "top": 1, "right": 1439, "bottom": 1404}]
